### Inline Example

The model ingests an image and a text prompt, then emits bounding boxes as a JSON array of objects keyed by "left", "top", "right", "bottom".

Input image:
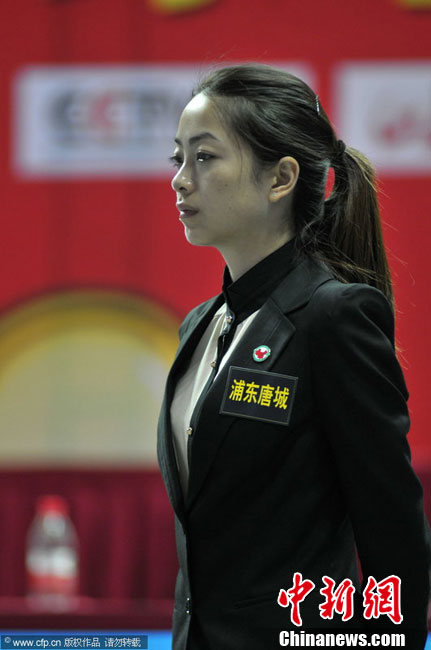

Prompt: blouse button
[
  {"left": 210, "top": 360, "right": 216, "bottom": 368},
  {"left": 226, "top": 316, "right": 233, "bottom": 324},
  {"left": 186, "top": 427, "right": 193, "bottom": 436}
]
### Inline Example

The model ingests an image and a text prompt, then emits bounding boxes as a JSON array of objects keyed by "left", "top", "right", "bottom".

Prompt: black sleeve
[{"left": 310, "top": 282, "right": 430, "bottom": 648}]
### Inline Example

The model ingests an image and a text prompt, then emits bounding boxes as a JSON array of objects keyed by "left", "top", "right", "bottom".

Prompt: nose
[{"left": 171, "top": 167, "right": 194, "bottom": 194}]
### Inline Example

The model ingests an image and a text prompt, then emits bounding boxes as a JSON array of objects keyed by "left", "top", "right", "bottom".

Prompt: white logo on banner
[
  {"left": 335, "top": 63, "right": 431, "bottom": 173},
  {"left": 13, "top": 63, "right": 315, "bottom": 178}
]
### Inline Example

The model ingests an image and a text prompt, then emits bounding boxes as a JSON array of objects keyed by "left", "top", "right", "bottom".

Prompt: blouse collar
[{"left": 222, "top": 237, "right": 299, "bottom": 322}]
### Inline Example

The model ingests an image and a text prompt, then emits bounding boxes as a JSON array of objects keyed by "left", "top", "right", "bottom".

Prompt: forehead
[{"left": 175, "top": 93, "right": 231, "bottom": 144}]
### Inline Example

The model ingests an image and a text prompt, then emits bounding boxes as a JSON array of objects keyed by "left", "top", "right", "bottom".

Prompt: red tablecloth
[{"left": 0, "top": 596, "right": 173, "bottom": 630}]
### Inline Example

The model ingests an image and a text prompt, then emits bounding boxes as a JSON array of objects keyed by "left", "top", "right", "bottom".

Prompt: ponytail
[{"left": 303, "top": 144, "right": 394, "bottom": 309}]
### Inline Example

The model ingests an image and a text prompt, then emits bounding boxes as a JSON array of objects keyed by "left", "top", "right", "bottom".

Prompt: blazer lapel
[
  {"left": 157, "top": 293, "right": 224, "bottom": 522},
  {"left": 185, "top": 298, "right": 295, "bottom": 512},
  {"left": 170, "top": 295, "right": 224, "bottom": 376}
]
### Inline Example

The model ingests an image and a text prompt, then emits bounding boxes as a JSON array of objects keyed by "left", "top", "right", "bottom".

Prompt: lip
[{"left": 177, "top": 203, "right": 199, "bottom": 217}]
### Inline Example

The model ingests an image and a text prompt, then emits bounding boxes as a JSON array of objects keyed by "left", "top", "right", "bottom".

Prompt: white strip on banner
[
  {"left": 334, "top": 62, "right": 431, "bottom": 174},
  {"left": 12, "top": 63, "right": 315, "bottom": 178}
]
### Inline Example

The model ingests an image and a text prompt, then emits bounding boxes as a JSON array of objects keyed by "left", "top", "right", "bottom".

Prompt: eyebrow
[{"left": 174, "top": 132, "right": 220, "bottom": 146}]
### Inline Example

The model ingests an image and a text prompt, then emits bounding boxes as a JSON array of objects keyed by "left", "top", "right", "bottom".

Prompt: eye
[
  {"left": 196, "top": 151, "right": 214, "bottom": 163},
  {"left": 169, "top": 154, "right": 183, "bottom": 169}
]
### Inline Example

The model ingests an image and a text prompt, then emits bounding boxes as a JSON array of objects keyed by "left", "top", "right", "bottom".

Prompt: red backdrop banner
[{"left": 0, "top": 0, "right": 430, "bottom": 468}]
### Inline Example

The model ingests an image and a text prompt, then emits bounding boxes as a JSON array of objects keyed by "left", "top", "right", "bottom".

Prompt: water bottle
[{"left": 26, "top": 494, "right": 79, "bottom": 611}]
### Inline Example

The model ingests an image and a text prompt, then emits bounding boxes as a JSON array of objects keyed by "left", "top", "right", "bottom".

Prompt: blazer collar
[{"left": 270, "top": 255, "right": 333, "bottom": 315}]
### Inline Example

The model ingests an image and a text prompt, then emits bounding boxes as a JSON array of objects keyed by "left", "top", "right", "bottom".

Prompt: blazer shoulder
[
  {"left": 310, "top": 279, "right": 393, "bottom": 312},
  {"left": 308, "top": 280, "right": 395, "bottom": 343},
  {"left": 310, "top": 279, "right": 393, "bottom": 309}
]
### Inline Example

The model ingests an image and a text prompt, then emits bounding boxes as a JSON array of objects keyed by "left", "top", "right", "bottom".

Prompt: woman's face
[{"left": 171, "top": 93, "right": 276, "bottom": 251}]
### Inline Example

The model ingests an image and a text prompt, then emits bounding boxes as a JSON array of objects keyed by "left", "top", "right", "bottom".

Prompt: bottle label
[{"left": 26, "top": 548, "right": 78, "bottom": 598}]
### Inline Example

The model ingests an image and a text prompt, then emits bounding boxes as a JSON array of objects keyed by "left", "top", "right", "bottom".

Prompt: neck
[{"left": 219, "top": 230, "right": 295, "bottom": 281}]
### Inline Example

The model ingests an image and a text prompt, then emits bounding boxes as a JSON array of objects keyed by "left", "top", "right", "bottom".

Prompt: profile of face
[{"left": 171, "top": 93, "right": 295, "bottom": 254}]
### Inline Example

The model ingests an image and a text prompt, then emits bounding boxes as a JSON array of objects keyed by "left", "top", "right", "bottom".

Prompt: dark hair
[{"left": 193, "top": 63, "right": 394, "bottom": 308}]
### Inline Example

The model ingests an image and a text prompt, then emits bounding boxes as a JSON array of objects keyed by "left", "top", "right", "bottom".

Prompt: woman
[{"left": 157, "top": 64, "right": 430, "bottom": 650}]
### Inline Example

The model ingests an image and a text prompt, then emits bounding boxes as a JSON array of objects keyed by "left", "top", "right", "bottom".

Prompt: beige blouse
[{"left": 170, "top": 303, "right": 259, "bottom": 496}]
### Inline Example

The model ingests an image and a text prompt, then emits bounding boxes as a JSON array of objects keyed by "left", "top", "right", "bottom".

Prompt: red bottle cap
[{"left": 36, "top": 495, "right": 69, "bottom": 516}]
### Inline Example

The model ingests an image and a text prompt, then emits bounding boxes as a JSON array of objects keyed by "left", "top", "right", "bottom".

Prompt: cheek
[
  {"left": 221, "top": 170, "right": 247, "bottom": 195},
  {"left": 211, "top": 173, "right": 235, "bottom": 194},
  {"left": 208, "top": 164, "right": 240, "bottom": 189},
  {"left": 201, "top": 167, "right": 252, "bottom": 216}
]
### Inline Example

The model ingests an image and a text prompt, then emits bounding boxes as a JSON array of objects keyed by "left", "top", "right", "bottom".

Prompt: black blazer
[{"left": 158, "top": 255, "right": 430, "bottom": 650}]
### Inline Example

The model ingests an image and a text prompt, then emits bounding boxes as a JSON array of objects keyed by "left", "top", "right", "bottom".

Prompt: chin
[{"left": 184, "top": 227, "right": 212, "bottom": 248}]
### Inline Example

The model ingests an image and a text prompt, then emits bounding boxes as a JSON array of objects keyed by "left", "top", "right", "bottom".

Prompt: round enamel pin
[{"left": 253, "top": 345, "right": 271, "bottom": 362}]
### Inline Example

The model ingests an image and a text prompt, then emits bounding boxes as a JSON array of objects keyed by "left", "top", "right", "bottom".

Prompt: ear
[{"left": 269, "top": 156, "right": 300, "bottom": 202}]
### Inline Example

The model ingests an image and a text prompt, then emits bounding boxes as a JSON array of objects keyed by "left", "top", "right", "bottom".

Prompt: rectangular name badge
[{"left": 220, "top": 366, "right": 298, "bottom": 426}]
